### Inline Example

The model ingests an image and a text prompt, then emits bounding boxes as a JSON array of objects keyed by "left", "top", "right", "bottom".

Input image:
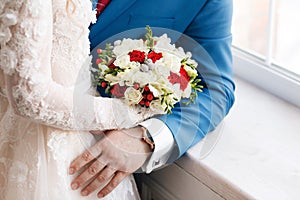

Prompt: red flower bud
[
  {"left": 101, "top": 82, "right": 107, "bottom": 88},
  {"left": 134, "top": 83, "right": 140, "bottom": 90},
  {"left": 97, "top": 48, "right": 102, "bottom": 54},
  {"left": 108, "top": 63, "right": 116, "bottom": 69},
  {"left": 96, "top": 58, "right": 102, "bottom": 64},
  {"left": 144, "top": 85, "right": 150, "bottom": 92}
]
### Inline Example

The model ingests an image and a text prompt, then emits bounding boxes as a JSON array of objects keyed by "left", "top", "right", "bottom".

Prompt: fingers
[
  {"left": 71, "top": 158, "right": 107, "bottom": 190},
  {"left": 69, "top": 144, "right": 103, "bottom": 175},
  {"left": 97, "top": 171, "right": 129, "bottom": 198},
  {"left": 80, "top": 167, "right": 116, "bottom": 196}
]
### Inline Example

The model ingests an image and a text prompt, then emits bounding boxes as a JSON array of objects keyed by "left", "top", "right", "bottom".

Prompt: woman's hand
[{"left": 69, "top": 127, "right": 152, "bottom": 198}]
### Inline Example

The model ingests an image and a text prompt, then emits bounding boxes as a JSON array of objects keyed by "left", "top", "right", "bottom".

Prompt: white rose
[
  {"left": 124, "top": 87, "right": 143, "bottom": 105},
  {"left": 114, "top": 55, "right": 131, "bottom": 69}
]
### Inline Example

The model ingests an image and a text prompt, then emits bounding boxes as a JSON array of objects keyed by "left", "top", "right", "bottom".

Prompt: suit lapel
[{"left": 90, "top": 0, "right": 137, "bottom": 39}]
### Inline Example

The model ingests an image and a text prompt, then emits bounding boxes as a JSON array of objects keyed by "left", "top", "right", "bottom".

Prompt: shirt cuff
[{"left": 139, "top": 118, "right": 175, "bottom": 173}]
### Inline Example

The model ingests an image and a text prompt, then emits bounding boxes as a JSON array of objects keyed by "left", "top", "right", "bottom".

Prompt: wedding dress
[{"left": 0, "top": 0, "right": 155, "bottom": 199}]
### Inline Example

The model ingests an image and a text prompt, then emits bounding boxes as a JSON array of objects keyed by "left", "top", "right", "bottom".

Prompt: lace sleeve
[{"left": 0, "top": 0, "right": 156, "bottom": 131}]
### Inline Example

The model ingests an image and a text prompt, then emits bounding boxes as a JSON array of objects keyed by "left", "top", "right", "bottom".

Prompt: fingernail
[
  {"left": 98, "top": 193, "right": 104, "bottom": 198},
  {"left": 71, "top": 182, "right": 78, "bottom": 190},
  {"left": 81, "top": 190, "right": 89, "bottom": 196},
  {"left": 69, "top": 167, "right": 75, "bottom": 175}
]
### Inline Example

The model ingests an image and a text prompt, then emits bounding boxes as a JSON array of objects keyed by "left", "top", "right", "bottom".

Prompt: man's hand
[{"left": 69, "top": 127, "right": 152, "bottom": 198}]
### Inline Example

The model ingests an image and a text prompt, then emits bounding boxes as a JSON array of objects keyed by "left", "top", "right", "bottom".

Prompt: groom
[{"left": 69, "top": 0, "right": 235, "bottom": 198}]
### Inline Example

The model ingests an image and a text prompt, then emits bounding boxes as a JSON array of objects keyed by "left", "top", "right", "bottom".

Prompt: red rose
[
  {"left": 128, "top": 50, "right": 146, "bottom": 63},
  {"left": 110, "top": 84, "right": 127, "bottom": 98},
  {"left": 147, "top": 51, "right": 163, "bottom": 63}
]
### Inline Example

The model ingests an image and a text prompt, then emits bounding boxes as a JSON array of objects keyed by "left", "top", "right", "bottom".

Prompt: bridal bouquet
[{"left": 94, "top": 26, "right": 203, "bottom": 114}]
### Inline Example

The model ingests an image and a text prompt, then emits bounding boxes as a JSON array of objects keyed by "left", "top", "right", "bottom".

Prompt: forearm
[{"left": 2, "top": 0, "right": 155, "bottom": 131}]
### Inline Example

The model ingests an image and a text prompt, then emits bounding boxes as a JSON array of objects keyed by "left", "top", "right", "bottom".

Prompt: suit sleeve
[{"left": 157, "top": 0, "right": 235, "bottom": 160}]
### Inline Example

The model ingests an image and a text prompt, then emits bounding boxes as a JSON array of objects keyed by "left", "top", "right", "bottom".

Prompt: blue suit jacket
[{"left": 89, "top": 0, "right": 235, "bottom": 162}]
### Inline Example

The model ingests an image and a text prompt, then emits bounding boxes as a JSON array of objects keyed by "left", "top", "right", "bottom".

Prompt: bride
[{"left": 0, "top": 0, "right": 156, "bottom": 199}]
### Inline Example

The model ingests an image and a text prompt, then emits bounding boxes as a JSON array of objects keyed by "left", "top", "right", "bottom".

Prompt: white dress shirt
[{"left": 139, "top": 118, "right": 175, "bottom": 173}]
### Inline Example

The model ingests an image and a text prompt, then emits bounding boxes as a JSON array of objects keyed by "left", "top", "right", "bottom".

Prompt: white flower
[
  {"left": 129, "top": 71, "right": 157, "bottom": 87},
  {"left": 114, "top": 55, "right": 131, "bottom": 69},
  {"left": 182, "top": 84, "right": 192, "bottom": 98},
  {"left": 153, "top": 64, "right": 171, "bottom": 80},
  {"left": 114, "top": 40, "right": 122, "bottom": 46},
  {"left": 98, "top": 64, "right": 108, "bottom": 74},
  {"left": 171, "top": 84, "right": 182, "bottom": 101},
  {"left": 148, "top": 83, "right": 165, "bottom": 97},
  {"left": 105, "top": 74, "right": 122, "bottom": 84},
  {"left": 113, "top": 38, "right": 145, "bottom": 56},
  {"left": 184, "top": 65, "right": 198, "bottom": 79},
  {"left": 161, "top": 52, "right": 182, "bottom": 72},
  {"left": 114, "top": 54, "right": 141, "bottom": 70},
  {"left": 154, "top": 34, "right": 176, "bottom": 52},
  {"left": 183, "top": 51, "right": 191, "bottom": 58},
  {"left": 124, "top": 87, "right": 143, "bottom": 105},
  {"left": 150, "top": 99, "right": 167, "bottom": 114}
]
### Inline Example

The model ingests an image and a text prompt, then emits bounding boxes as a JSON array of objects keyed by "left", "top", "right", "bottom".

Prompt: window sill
[
  {"left": 142, "top": 77, "right": 300, "bottom": 199},
  {"left": 232, "top": 47, "right": 300, "bottom": 108}
]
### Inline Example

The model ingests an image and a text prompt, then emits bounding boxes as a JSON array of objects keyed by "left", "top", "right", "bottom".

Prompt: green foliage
[{"left": 145, "top": 25, "right": 154, "bottom": 50}]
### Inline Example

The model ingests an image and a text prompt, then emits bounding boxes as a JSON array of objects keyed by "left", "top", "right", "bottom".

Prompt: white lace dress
[{"left": 0, "top": 0, "right": 154, "bottom": 199}]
